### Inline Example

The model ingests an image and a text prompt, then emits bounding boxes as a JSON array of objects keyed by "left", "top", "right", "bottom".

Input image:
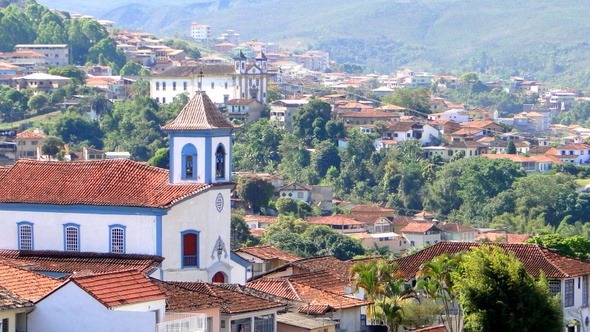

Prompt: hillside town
[{"left": 1, "top": 2, "right": 590, "bottom": 332}]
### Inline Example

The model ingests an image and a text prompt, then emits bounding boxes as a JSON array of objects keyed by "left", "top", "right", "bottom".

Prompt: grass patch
[{"left": 0, "top": 111, "right": 63, "bottom": 130}]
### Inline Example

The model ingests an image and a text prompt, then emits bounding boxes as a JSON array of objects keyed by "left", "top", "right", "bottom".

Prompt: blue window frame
[
  {"left": 17, "top": 221, "right": 34, "bottom": 250},
  {"left": 181, "top": 230, "right": 200, "bottom": 268},
  {"left": 63, "top": 223, "right": 80, "bottom": 252},
  {"left": 215, "top": 143, "right": 226, "bottom": 180},
  {"left": 181, "top": 144, "right": 197, "bottom": 179},
  {"left": 109, "top": 224, "right": 126, "bottom": 254}
]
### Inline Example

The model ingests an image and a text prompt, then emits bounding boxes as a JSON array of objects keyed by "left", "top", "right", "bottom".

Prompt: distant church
[{"left": 0, "top": 92, "right": 247, "bottom": 283}]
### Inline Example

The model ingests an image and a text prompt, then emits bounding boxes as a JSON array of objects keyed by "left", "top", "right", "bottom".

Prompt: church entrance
[{"left": 212, "top": 271, "right": 226, "bottom": 283}]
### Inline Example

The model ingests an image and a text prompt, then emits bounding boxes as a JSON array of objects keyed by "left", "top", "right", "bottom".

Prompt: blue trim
[
  {"left": 205, "top": 137, "right": 212, "bottom": 183},
  {"left": 181, "top": 143, "right": 198, "bottom": 180},
  {"left": 228, "top": 134, "right": 233, "bottom": 179},
  {"left": 156, "top": 215, "right": 163, "bottom": 256},
  {"left": 0, "top": 203, "right": 166, "bottom": 216},
  {"left": 230, "top": 252, "right": 251, "bottom": 268},
  {"left": 215, "top": 143, "right": 227, "bottom": 181},
  {"left": 180, "top": 230, "right": 200, "bottom": 268},
  {"left": 16, "top": 221, "right": 34, "bottom": 250},
  {"left": 63, "top": 223, "right": 80, "bottom": 252},
  {"left": 166, "top": 129, "right": 233, "bottom": 137},
  {"left": 108, "top": 224, "right": 126, "bottom": 254},
  {"left": 169, "top": 136, "right": 175, "bottom": 183}
]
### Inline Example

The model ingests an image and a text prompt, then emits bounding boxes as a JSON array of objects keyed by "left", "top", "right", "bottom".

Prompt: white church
[{"left": 0, "top": 92, "right": 247, "bottom": 284}]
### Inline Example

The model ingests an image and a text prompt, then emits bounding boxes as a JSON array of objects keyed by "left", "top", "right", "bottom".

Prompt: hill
[{"left": 37, "top": 0, "right": 590, "bottom": 87}]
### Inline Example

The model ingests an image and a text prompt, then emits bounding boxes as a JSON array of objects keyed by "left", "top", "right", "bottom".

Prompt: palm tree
[{"left": 416, "top": 253, "right": 463, "bottom": 332}]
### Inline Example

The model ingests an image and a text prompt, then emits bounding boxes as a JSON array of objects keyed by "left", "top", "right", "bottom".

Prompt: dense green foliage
[
  {"left": 235, "top": 176, "right": 275, "bottom": 213},
  {"left": 454, "top": 246, "right": 562, "bottom": 332}
]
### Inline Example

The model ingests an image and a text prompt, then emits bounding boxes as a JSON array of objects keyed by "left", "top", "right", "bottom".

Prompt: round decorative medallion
[{"left": 215, "top": 193, "right": 224, "bottom": 212}]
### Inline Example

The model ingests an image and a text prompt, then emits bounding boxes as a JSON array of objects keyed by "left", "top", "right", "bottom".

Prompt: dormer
[{"left": 163, "top": 91, "right": 234, "bottom": 184}]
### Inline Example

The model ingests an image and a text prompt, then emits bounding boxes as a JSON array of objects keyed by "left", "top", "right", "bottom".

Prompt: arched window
[
  {"left": 17, "top": 222, "right": 33, "bottom": 250},
  {"left": 181, "top": 144, "right": 197, "bottom": 179},
  {"left": 215, "top": 144, "right": 226, "bottom": 180},
  {"left": 109, "top": 225, "right": 126, "bottom": 254},
  {"left": 63, "top": 223, "right": 80, "bottom": 252},
  {"left": 181, "top": 230, "right": 199, "bottom": 268}
]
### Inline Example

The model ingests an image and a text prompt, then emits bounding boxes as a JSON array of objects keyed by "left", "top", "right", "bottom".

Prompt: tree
[
  {"left": 311, "top": 140, "right": 340, "bottom": 179},
  {"left": 453, "top": 246, "right": 562, "bottom": 332},
  {"left": 119, "top": 61, "right": 144, "bottom": 76},
  {"left": 275, "top": 197, "right": 298, "bottom": 215},
  {"left": 232, "top": 119, "right": 283, "bottom": 172},
  {"left": 48, "top": 66, "right": 86, "bottom": 85},
  {"left": 506, "top": 141, "right": 516, "bottom": 154},
  {"left": 528, "top": 234, "right": 590, "bottom": 260},
  {"left": 235, "top": 176, "right": 275, "bottom": 213},
  {"left": 27, "top": 94, "right": 47, "bottom": 112},
  {"left": 382, "top": 87, "right": 431, "bottom": 115},
  {"left": 147, "top": 147, "right": 169, "bottom": 169},
  {"left": 40, "top": 136, "right": 63, "bottom": 160},
  {"left": 51, "top": 111, "right": 104, "bottom": 149},
  {"left": 230, "top": 215, "right": 257, "bottom": 249},
  {"left": 291, "top": 99, "right": 332, "bottom": 146},
  {"left": 87, "top": 37, "right": 126, "bottom": 68}
]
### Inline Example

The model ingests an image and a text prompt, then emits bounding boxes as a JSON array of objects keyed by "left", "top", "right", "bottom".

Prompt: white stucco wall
[
  {"left": 0, "top": 206, "right": 157, "bottom": 254},
  {"left": 150, "top": 77, "right": 239, "bottom": 105},
  {"left": 28, "top": 282, "right": 158, "bottom": 332}
]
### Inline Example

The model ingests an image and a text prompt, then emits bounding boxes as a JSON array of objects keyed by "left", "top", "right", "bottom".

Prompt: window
[
  {"left": 253, "top": 263, "right": 263, "bottom": 272},
  {"left": 17, "top": 222, "right": 33, "bottom": 250},
  {"left": 224, "top": 82, "right": 228, "bottom": 89},
  {"left": 1, "top": 318, "right": 8, "bottom": 332},
  {"left": 211, "top": 82, "right": 215, "bottom": 89},
  {"left": 231, "top": 318, "right": 250, "bottom": 332},
  {"left": 109, "top": 225, "right": 125, "bottom": 253},
  {"left": 162, "top": 82, "right": 166, "bottom": 91},
  {"left": 565, "top": 279, "right": 575, "bottom": 307},
  {"left": 182, "top": 230, "right": 199, "bottom": 267},
  {"left": 183, "top": 82, "right": 188, "bottom": 91},
  {"left": 182, "top": 144, "right": 197, "bottom": 179},
  {"left": 549, "top": 280, "right": 561, "bottom": 295},
  {"left": 215, "top": 144, "right": 226, "bottom": 180},
  {"left": 254, "top": 314, "right": 274, "bottom": 332},
  {"left": 156, "top": 82, "right": 160, "bottom": 91},
  {"left": 172, "top": 82, "right": 176, "bottom": 91},
  {"left": 63, "top": 223, "right": 80, "bottom": 251},
  {"left": 162, "top": 97, "right": 166, "bottom": 104}
]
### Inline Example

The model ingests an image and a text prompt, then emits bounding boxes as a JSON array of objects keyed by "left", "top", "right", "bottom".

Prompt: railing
[
  {"left": 182, "top": 255, "right": 198, "bottom": 267},
  {"left": 157, "top": 313, "right": 207, "bottom": 332}
]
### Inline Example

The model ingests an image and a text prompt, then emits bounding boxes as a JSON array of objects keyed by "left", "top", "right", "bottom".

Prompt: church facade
[{"left": 0, "top": 92, "right": 247, "bottom": 284}]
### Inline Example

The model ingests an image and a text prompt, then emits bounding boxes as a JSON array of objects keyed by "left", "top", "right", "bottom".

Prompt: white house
[
  {"left": 278, "top": 181, "right": 311, "bottom": 202},
  {"left": 400, "top": 222, "right": 441, "bottom": 248},
  {"left": 270, "top": 99, "right": 308, "bottom": 132},
  {"left": 28, "top": 270, "right": 166, "bottom": 332},
  {"left": 14, "top": 44, "right": 69, "bottom": 67},
  {"left": 0, "top": 92, "right": 247, "bottom": 284},
  {"left": 427, "top": 108, "right": 469, "bottom": 123}
]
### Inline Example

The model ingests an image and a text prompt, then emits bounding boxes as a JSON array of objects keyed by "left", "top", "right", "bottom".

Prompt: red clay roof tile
[
  {"left": 0, "top": 159, "right": 215, "bottom": 208},
  {"left": 162, "top": 91, "right": 233, "bottom": 130},
  {"left": 0, "top": 285, "right": 34, "bottom": 310},
  {"left": 0, "top": 261, "right": 61, "bottom": 301},
  {"left": 151, "top": 279, "right": 225, "bottom": 311},
  {"left": 70, "top": 270, "right": 165, "bottom": 308},
  {"left": 395, "top": 242, "right": 590, "bottom": 279},
  {"left": 234, "top": 245, "right": 301, "bottom": 262},
  {"left": 0, "top": 250, "right": 163, "bottom": 275}
]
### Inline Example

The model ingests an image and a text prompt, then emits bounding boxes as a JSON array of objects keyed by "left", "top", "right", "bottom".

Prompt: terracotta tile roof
[
  {"left": 392, "top": 216, "right": 413, "bottom": 227},
  {"left": 0, "top": 159, "right": 214, "bottom": 208},
  {"left": 247, "top": 276, "right": 370, "bottom": 309},
  {"left": 234, "top": 245, "right": 301, "bottom": 262},
  {"left": 476, "top": 232, "right": 532, "bottom": 243},
  {"left": 342, "top": 109, "right": 395, "bottom": 118},
  {"left": 69, "top": 270, "right": 165, "bottom": 308},
  {"left": 450, "top": 128, "right": 483, "bottom": 136},
  {"left": 0, "top": 286, "right": 34, "bottom": 310},
  {"left": 400, "top": 222, "right": 439, "bottom": 234},
  {"left": 279, "top": 181, "right": 311, "bottom": 191},
  {"left": 250, "top": 228, "right": 266, "bottom": 237},
  {"left": 350, "top": 205, "right": 394, "bottom": 213},
  {"left": 297, "top": 304, "right": 333, "bottom": 314},
  {"left": 0, "top": 261, "right": 61, "bottom": 301},
  {"left": 277, "top": 312, "right": 336, "bottom": 329},
  {"left": 163, "top": 91, "right": 233, "bottom": 130},
  {"left": 307, "top": 215, "right": 366, "bottom": 226},
  {"left": 460, "top": 121, "right": 500, "bottom": 129},
  {"left": 437, "top": 222, "right": 477, "bottom": 233},
  {"left": 227, "top": 98, "right": 256, "bottom": 105},
  {"left": 481, "top": 153, "right": 535, "bottom": 163},
  {"left": 0, "top": 250, "right": 163, "bottom": 275},
  {"left": 242, "top": 215, "right": 278, "bottom": 225},
  {"left": 152, "top": 279, "right": 225, "bottom": 311},
  {"left": 559, "top": 143, "right": 590, "bottom": 150},
  {"left": 411, "top": 325, "right": 446, "bottom": 332},
  {"left": 387, "top": 121, "right": 418, "bottom": 132},
  {"left": 168, "top": 282, "right": 284, "bottom": 314},
  {"left": 16, "top": 131, "right": 45, "bottom": 139},
  {"left": 395, "top": 242, "right": 590, "bottom": 279},
  {"left": 445, "top": 141, "right": 484, "bottom": 149}
]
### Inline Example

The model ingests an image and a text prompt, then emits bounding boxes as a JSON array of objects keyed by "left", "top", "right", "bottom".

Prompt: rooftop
[
  {"left": 0, "top": 159, "right": 215, "bottom": 208},
  {"left": 234, "top": 245, "right": 301, "bottom": 262},
  {"left": 400, "top": 222, "right": 439, "bottom": 233},
  {"left": 395, "top": 242, "right": 590, "bottom": 279},
  {"left": 0, "top": 261, "right": 61, "bottom": 301},
  {"left": 68, "top": 270, "right": 165, "bottom": 308},
  {"left": 277, "top": 312, "right": 336, "bottom": 329},
  {"left": 163, "top": 91, "right": 233, "bottom": 131}
]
